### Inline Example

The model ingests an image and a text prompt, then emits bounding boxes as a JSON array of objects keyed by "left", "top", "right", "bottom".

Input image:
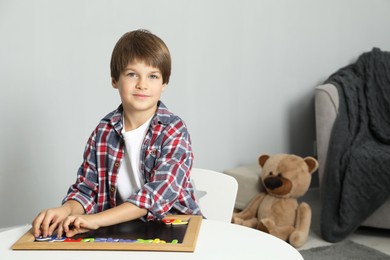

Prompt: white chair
[{"left": 190, "top": 168, "right": 238, "bottom": 223}]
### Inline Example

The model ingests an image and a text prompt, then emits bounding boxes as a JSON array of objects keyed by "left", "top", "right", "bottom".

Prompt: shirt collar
[
  {"left": 151, "top": 101, "right": 172, "bottom": 127},
  {"left": 110, "top": 101, "right": 172, "bottom": 135}
]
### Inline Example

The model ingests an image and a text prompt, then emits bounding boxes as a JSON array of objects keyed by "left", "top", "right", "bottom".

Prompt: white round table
[{"left": 1, "top": 220, "right": 303, "bottom": 259}]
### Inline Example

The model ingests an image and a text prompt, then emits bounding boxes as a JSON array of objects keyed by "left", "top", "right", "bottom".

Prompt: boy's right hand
[{"left": 32, "top": 206, "right": 71, "bottom": 238}]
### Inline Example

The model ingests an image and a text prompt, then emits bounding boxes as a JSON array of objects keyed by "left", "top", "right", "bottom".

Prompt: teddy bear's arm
[
  {"left": 233, "top": 193, "right": 266, "bottom": 221},
  {"left": 289, "top": 202, "right": 312, "bottom": 248}
]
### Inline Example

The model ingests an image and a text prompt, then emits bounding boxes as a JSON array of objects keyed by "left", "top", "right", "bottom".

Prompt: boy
[{"left": 32, "top": 29, "right": 201, "bottom": 238}]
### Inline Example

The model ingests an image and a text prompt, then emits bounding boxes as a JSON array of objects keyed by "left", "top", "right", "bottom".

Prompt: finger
[
  {"left": 40, "top": 212, "right": 55, "bottom": 237},
  {"left": 57, "top": 222, "right": 64, "bottom": 238},
  {"left": 63, "top": 216, "right": 74, "bottom": 233},
  {"left": 47, "top": 215, "right": 60, "bottom": 237},
  {"left": 65, "top": 228, "right": 77, "bottom": 237},
  {"left": 32, "top": 212, "right": 45, "bottom": 237},
  {"left": 62, "top": 217, "right": 70, "bottom": 233},
  {"left": 66, "top": 227, "right": 88, "bottom": 237},
  {"left": 46, "top": 222, "right": 59, "bottom": 237},
  {"left": 73, "top": 217, "right": 83, "bottom": 229}
]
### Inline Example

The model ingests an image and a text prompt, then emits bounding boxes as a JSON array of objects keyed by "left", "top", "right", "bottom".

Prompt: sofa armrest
[
  {"left": 314, "top": 84, "right": 339, "bottom": 186},
  {"left": 315, "top": 83, "right": 390, "bottom": 229}
]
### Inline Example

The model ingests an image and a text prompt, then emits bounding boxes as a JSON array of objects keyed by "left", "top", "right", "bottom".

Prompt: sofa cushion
[{"left": 223, "top": 164, "right": 263, "bottom": 210}]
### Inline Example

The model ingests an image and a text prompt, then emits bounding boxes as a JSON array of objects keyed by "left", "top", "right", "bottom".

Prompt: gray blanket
[{"left": 320, "top": 48, "right": 390, "bottom": 242}]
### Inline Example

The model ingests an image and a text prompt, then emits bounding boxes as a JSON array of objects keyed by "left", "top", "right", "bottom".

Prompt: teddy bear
[{"left": 232, "top": 153, "right": 318, "bottom": 248}]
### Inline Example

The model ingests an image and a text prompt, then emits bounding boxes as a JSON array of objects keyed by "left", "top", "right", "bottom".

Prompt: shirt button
[
  {"left": 110, "top": 187, "right": 115, "bottom": 193},
  {"left": 114, "top": 162, "right": 120, "bottom": 167}
]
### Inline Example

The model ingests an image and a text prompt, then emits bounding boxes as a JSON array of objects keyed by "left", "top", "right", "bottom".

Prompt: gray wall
[{"left": 1, "top": 0, "right": 390, "bottom": 228}]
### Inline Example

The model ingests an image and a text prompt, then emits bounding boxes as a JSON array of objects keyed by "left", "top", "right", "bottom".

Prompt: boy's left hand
[{"left": 57, "top": 214, "right": 99, "bottom": 238}]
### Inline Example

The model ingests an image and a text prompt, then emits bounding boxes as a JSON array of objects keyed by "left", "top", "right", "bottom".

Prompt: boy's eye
[
  {"left": 127, "top": 72, "right": 137, "bottom": 78},
  {"left": 150, "top": 74, "right": 159, "bottom": 79}
]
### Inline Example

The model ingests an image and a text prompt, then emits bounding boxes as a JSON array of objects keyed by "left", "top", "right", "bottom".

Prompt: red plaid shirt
[{"left": 63, "top": 101, "right": 201, "bottom": 220}]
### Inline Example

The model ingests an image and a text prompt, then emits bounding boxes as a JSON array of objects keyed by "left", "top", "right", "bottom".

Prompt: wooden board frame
[{"left": 11, "top": 215, "right": 202, "bottom": 252}]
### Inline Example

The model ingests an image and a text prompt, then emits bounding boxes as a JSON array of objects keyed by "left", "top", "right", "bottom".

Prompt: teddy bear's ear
[
  {"left": 304, "top": 156, "right": 319, "bottom": 174},
  {"left": 258, "top": 154, "right": 270, "bottom": 167}
]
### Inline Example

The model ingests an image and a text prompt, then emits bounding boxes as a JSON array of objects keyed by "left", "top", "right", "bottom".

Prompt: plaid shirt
[{"left": 63, "top": 101, "right": 201, "bottom": 220}]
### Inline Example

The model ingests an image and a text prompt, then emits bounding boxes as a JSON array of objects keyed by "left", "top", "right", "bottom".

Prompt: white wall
[{"left": 1, "top": 0, "right": 390, "bottom": 228}]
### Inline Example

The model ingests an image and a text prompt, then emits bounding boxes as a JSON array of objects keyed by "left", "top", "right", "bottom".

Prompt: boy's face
[{"left": 112, "top": 60, "right": 167, "bottom": 119}]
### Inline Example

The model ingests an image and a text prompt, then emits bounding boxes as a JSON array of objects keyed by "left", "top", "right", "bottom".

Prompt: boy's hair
[{"left": 110, "top": 29, "right": 171, "bottom": 84}]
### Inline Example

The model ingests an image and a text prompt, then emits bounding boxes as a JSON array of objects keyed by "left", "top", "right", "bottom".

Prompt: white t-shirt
[{"left": 117, "top": 116, "right": 152, "bottom": 203}]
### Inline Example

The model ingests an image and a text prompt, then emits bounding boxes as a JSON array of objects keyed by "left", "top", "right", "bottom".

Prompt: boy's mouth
[{"left": 133, "top": 94, "right": 149, "bottom": 98}]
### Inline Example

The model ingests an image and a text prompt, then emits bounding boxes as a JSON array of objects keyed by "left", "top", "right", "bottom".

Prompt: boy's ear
[
  {"left": 112, "top": 78, "right": 118, "bottom": 89},
  {"left": 162, "top": 83, "right": 167, "bottom": 92}
]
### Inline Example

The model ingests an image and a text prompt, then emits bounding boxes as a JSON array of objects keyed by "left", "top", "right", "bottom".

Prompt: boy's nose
[{"left": 136, "top": 79, "right": 147, "bottom": 90}]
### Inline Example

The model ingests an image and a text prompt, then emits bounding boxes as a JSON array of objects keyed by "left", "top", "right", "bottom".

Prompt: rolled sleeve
[
  {"left": 62, "top": 132, "right": 99, "bottom": 214},
  {"left": 128, "top": 130, "right": 193, "bottom": 220}
]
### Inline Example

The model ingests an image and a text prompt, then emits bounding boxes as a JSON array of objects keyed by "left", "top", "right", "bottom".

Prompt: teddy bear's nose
[{"left": 264, "top": 176, "right": 283, "bottom": 190}]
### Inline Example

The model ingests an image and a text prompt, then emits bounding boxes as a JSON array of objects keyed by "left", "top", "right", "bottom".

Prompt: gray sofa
[{"left": 315, "top": 83, "right": 390, "bottom": 230}]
